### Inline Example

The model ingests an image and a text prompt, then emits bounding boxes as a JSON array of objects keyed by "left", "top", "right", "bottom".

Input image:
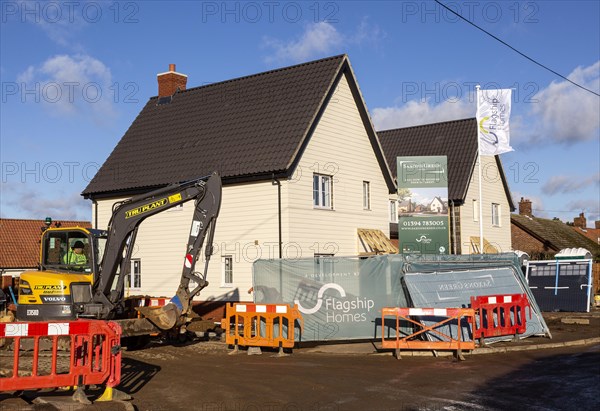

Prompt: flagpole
[{"left": 476, "top": 85, "right": 484, "bottom": 254}]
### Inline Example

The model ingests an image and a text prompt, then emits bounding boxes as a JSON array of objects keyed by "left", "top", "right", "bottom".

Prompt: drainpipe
[
  {"left": 451, "top": 200, "right": 457, "bottom": 254},
  {"left": 271, "top": 174, "right": 282, "bottom": 259},
  {"left": 272, "top": 174, "right": 283, "bottom": 299},
  {"left": 93, "top": 199, "right": 98, "bottom": 229}
]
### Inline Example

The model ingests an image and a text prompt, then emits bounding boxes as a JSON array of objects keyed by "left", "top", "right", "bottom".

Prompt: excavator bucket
[{"left": 137, "top": 303, "right": 179, "bottom": 330}]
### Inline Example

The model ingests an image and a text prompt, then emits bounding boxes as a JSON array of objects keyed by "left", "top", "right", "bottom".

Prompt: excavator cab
[{"left": 17, "top": 227, "right": 107, "bottom": 321}]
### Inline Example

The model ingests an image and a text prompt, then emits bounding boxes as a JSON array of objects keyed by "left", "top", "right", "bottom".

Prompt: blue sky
[{"left": 1, "top": 0, "right": 599, "bottom": 224}]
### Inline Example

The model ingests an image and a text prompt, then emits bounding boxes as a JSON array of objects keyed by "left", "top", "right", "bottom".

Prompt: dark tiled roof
[
  {"left": 0, "top": 219, "right": 91, "bottom": 269},
  {"left": 511, "top": 214, "right": 600, "bottom": 256},
  {"left": 377, "top": 118, "right": 514, "bottom": 208},
  {"left": 84, "top": 55, "right": 352, "bottom": 196},
  {"left": 378, "top": 118, "right": 477, "bottom": 201}
]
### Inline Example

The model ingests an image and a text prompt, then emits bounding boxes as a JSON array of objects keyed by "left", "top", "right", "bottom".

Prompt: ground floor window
[
  {"left": 222, "top": 255, "right": 233, "bottom": 286},
  {"left": 126, "top": 258, "right": 141, "bottom": 289}
]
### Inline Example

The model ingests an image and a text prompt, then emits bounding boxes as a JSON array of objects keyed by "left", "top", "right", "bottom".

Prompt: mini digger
[{"left": 14, "top": 172, "right": 222, "bottom": 337}]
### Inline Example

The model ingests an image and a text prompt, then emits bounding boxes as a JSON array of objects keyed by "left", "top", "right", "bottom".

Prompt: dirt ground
[{"left": 1, "top": 311, "right": 599, "bottom": 411}]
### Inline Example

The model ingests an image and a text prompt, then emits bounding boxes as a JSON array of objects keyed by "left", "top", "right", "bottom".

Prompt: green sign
[{"left": 397, "top": 156, "right": 449, "bottom": 254}]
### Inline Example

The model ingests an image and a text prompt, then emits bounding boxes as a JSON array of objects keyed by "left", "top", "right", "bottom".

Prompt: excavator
[{"left": 13, "top": 172, "right": 222, "bottom": 337}]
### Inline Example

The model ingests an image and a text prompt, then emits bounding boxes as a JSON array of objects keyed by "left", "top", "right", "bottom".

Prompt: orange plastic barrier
[
  {"left": 381, "top": 307, "right": 475, "bottom": 360},
  {"left": 469, "top": 293, "right": 531, "bottom": 344},
  {"left": 221, "top": 303, "right": 303, "bottom": 351},
  {"left": 0, "top": 320, "right": 122, "bottom": 392}
]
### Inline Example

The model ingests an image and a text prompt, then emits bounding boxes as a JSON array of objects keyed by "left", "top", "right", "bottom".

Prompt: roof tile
[
  {"left": 511, "top": 214, "right": 600, "bottom": 255},
  {"left": 83, "top": 55, "right": 346, "bottom": 195}
]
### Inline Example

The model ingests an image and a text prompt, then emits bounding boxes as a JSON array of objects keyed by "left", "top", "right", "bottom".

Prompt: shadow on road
[
  {"left": 469, "top": 348, "right": 600, "bottom": 410},
  {"left": 119, "top": 357, "right": 161, "bottom": 395}
]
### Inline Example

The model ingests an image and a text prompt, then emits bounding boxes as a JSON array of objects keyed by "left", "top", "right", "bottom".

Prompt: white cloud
[
  {"left": 16, "top": 0, "right": 87, "bottom": 49},
  {"left": 16, "top": 54, "right": 117, "bottom": 123},
  {"left": 527, "top": 61, "right": 600, "bottom": 145},
  {"left": 263, "top": 22, "right": 343, "bottom": 64},
  {"left": 542, "top": 173, "right": 600, "bottom": 196},
  {"left": 262, "top": 20, "right": 385, "bottom": 64},
  {"left": 1, "top": 182, "right": 91, "bottom": 221},
  {"left": 351, "top": 17, "right": 386, "bottom": 50},
  {"left": 371, "top": 99, "right": 473, "bottom": 130}
]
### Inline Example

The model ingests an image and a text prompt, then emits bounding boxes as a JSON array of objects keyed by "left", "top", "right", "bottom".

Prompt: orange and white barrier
[
  {"left": 381, "top": 307, "right": 475, "bottom": 360},
  {"left": 221, "top": 303, "right": 303, "bottom": 354},
  {"left": 0, "top": 320, "right": 125, "bottom": 402},
  {"left": 469, "top": 293, "right": 531, "bottom": 344}
]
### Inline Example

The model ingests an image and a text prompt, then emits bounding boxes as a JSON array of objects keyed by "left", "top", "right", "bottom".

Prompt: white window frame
[
  {"left": 126, "top": 258, "right": 142, "bottom": 290},
  {"left": 222, "top": 255, "right": 234, "bottom": 287},
  {"left": 313, "top": 173, "right": 332, "bottom": 209},
  {"left": 492, "top": 203, "right": 501, "bottom": 227},
  {"left": 473, "top": 199, "right": 479, "bottom": 222},
  {"left": 389, "top": 200, "right": 398, "bottom": 223},
  {"left": 363, "top": 181, "right": 371, "bottom": 210}
]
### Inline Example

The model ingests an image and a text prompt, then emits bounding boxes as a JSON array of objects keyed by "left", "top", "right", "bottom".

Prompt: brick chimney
[
  {"left": 595, "top": 220, "right": 600, "bottom": 229},
  {"left": 157, "top": 64, "right": 187, "bottom": 97},
  {"left": 518, "top": 197, "right": 532, "bottom": 217},
  {"left": 573, "top": 212, "right": 586, "bottom": 228}
]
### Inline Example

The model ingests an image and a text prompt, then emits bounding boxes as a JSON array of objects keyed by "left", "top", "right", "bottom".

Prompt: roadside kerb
[{"left": 298, "top": 337, "right": 600, "bottom": 356}]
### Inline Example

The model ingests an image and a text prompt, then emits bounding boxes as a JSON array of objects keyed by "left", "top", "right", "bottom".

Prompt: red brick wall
[
  {"left": 158, "top": 72, "right": 187, "bottom": 97},
  {"left": 511, "top": 223, "right": 554, "bottom": 256}
]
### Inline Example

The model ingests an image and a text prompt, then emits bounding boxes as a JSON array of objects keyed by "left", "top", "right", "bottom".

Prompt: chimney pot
[{"left": 169, "top": 64, "right": 176, "bottom": 72}]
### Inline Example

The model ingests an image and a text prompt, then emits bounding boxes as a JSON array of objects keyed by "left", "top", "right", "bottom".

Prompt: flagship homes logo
[
  {"left": 478, "top": 96, "right": 508, "bottom": 148},
  {"left": 416, "top": 234, "right": 432, "bottom": 244},
  {"left": 294, "top": 283, "right": 375, "bottom": 323}
]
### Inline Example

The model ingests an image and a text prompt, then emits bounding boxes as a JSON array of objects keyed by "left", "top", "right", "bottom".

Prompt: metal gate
[{"left": 526, "top": 259, "right": 593, "bottom": 312}]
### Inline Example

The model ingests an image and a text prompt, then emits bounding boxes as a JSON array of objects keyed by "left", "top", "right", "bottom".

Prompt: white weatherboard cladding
[
  {"left": 91, "top": 72, "right": 390, "bottom": 300},
  {"left": 460, "top": 155, "right": 512, "bottom": 254},
  {"left": 287, "top": 73, "right": 389, "bottom": 256},
  {"left": 95, "top": 181, "right": 279, "bottom": 301}
]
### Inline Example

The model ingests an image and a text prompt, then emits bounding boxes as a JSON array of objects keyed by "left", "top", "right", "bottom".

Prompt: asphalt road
[
  {"left": 113, "top": 342, "right": 600, "bottom": 410},
  {"left": 2, "top": 340, "right": 599, "bottom": 410}
]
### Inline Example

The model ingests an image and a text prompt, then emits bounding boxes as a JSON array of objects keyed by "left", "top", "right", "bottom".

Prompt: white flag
[{"left": 476, "top": 88, "right": 513, "bottom": 155}]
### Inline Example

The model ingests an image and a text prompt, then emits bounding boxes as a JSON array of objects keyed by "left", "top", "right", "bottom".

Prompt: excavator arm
[{"left": 79, "top": 172, "right": 221, "bottom": 331}]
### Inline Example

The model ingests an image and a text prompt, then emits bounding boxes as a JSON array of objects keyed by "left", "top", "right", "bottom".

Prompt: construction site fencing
[
  {"left": 470, "top": 293, "right": 531, "bottom": 344},
  {"left": 222, "top": 303, "right": 303, "bottom": 352},
  {"left": 381, "top": 307, "right": 476, "bottom": 360},
  {"left": 0, "top": 320, "right": 122, "bottom": 392}
]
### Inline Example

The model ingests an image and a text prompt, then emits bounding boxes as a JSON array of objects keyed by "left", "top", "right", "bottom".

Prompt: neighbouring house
[
  {"left": 511, "top": 198, "right": 600, "bottom": 260},
  {"left": 0, "top": 218, "right": 91, "bottom": 289},
  {"left": 571, "top": 213, "right": 600, "bottom": 246},
  {"left": 82, "top": 55, "right": 396, "bottom": 304},
  {"left": 429, "top": 196, "right": 447, "bottom": 214},
  {"left": 378, "top": 118, "right": 515, "bottom": 254},
  {"left": 398, "top": 200, "right": 411, "bottom": 213}
]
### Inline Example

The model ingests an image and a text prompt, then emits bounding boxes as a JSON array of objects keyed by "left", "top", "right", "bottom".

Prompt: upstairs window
[
  {"left": 313, "top": 174, "right": 332, "bottom": 209},
  {"left": 492, "top": 203, "right": 501, "bottom": 227},
  {"left": 363, "top": 181, "right": 371, "bottom": 210}
]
